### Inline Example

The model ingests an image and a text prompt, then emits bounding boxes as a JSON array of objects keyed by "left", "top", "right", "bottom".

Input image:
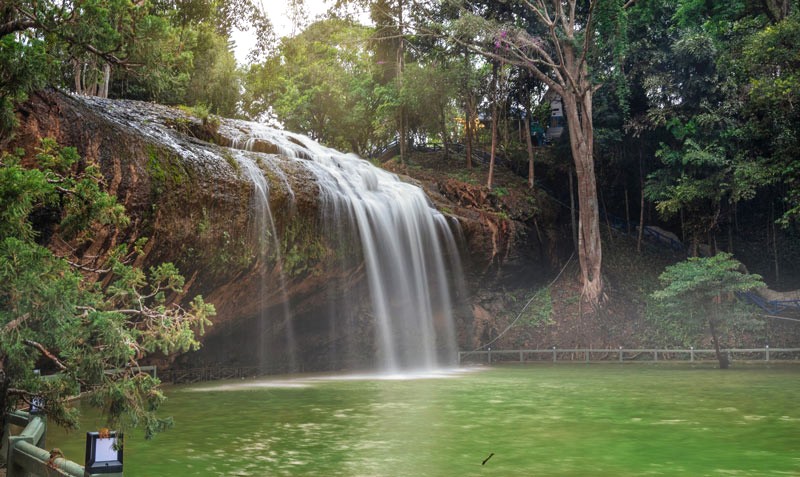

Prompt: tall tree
[
  {"left": 371, "top": 0, "right": 409, "bottom": 161},
  {"left": 740, "top": 9, "right": 800, "bottom": 225},
  {"left": 634, "top": 1, "right": 787, "bottom": 251},
  {"left": 455, "top": 0, "right": 631, "bottom": 306},
  {"left": 243, "top": 18, "right": 389, "bottom": 153},
  {"left": 402, "top": 60, "right": 459, "bottom": 156}
]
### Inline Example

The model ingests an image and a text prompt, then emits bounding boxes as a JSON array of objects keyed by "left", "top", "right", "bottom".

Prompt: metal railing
[{"left": 458, "top": 347, "right": 800, "bottom": 365}]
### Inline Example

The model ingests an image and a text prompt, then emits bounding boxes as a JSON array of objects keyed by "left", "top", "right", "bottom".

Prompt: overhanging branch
[
  {"left": 7, "top": 387, "right": 38, "bottom": 397},
  {"left": 23, "top": 339, "right": 68, "bottom": 371},
  {"left": 0, "top": 18, "right": 37, "bottom": 37}
]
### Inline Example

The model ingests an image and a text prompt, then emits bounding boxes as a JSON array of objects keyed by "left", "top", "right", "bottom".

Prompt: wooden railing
[{"left": 458, "top": 347, "right": 800, "bottom": 365}]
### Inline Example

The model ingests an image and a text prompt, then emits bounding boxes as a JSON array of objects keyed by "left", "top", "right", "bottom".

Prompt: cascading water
[
  {"left": 73, "top": 95, "right": 304, "bottom": 372},
  {"left": 71, "top": 94, "right": 463, "bottom": 373},
  {"left": 234, "top": 152, "right": 298, "bottom": 372},
  {"left": 228, "top": 124, "right": 462, "bottom": 372}
]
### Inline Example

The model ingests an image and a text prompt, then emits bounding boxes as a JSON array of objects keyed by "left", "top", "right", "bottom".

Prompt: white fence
[{"left": 458, "top": 347, "right": 800, "bottom": 365}]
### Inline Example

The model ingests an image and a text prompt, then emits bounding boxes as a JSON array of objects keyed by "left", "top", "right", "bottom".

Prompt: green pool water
[{"left": 48, "top": 364, "right": 800, "bottom": 476}]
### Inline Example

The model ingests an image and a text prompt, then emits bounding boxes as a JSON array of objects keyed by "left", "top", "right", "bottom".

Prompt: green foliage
[
  {"left": 0, "top": 0, "right": 269, "bottom": 119},
  {"left": 447, "top": 169, "right": 478, "bottom": 185},
  {"left": 740, "top": 13, "right": 800, "bottom": 225},
  {"left": 515, "top": 287, "right": 553, "bottom": 327},
  {"left": 627, "top": 0, "right": 800, "bottom": 235},
  {"left": 401, "top": 60, "right": 462, "bottom": 148},
  {"left": 0, "top": 140, "right": 128, "bottom": 242},
  {"left": 280, "top": 220, "right": 327, "bottom": 278},
  {"left": 652, "top": 253, "right": 764, "bottom": 302},
  {"left": 593, "top": 0, "right": 631, "bottom": 119},
  {"left": 183, "top": 25, "right": 242, "bottom": 116},
  {"left": 211, "top": 230, "right": 254, "bottom": 273},
  {"left": 650, "top": 253, "right": 764, "bottom": 356},
  {"left": 648, "top": 138, "right": 767, "bottom": 224},
  {"left": 0, "top": 35, "right": 51, "bottom": 136},
  {"left": 0, "top": 139, "right": 214, "bottom": 437},
  {"left": 640, "top": 14, "right": 776, "bottom": 243},
  {"left": 243, "top": 18, "right": 389, "bottom": 154},
  {"left": 146, "top": 147, "right": 190, "bottom": 201},
  {"left": 491, "top": 186, "right": 509, "bottom": 198}
]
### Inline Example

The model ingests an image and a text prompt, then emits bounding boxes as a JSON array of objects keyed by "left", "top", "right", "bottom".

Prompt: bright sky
[{"left": 232, "top": 0, "right": 371, "bottom": 65}]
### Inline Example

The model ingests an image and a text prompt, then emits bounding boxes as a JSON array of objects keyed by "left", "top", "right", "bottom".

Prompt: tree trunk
[
  {"left": 771, "top": 203, "right": 780, "bottom": 283},
  {"left": 763, "top": 0, "right": 791, "bottom": 22},
  {"left": 396, "top": 0, "right": 406, "bottom": 163},
  {"left": 465, "top": 97, "right": 474, "bottom": 169},
  {"left": 487, "top": 62, "right": 498, "bottom": 189},
  {"left": 708, "top": 311, "right": 729, "bottom": 369},
  {"left": 569, "top": 167, "right": 577, "bottom": 251},
  {"left": 561, "top": 88, "right": 604, "bottom": 305},
  {"left": 399, "top": 108, "right": 406, "bottom": 163},
  {"left": 440, "top": 109, "right": 449, "bottom": 161},
  {"left": 1, "top": 356, "right": 8, "bottom": 450},
  {"left": 477, "top": 0, "right": 609, "bottom": 308},
  {"left": 73, "top": 59, "right": 83, "bottom": 95},
  {"left": 727, "top": 223, "right": 733, "bottom": 253},
  {"left": 85, "top": 60, "right": 98, "bottom": 97},
  {"left": 638, "top": 151, "right": 645, "bottom": 253},
  {"left": 487, "top": 118, "right": 496, "bottom": 188},
  {"left": 524, "top": 114, "right": 535, "bottom": 189},
  {"left": 624, "top": 186, "right": 630, "bottom": 235},
  {"left": 600, "top": 186, "right": 613, "bottom": 245},
  {"left": 100, "top": 62, "right": 111, "bottom": 99}
]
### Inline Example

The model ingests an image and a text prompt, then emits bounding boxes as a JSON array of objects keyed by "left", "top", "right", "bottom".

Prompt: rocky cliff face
[{"left": 8, "top": 91, "right": 558, "bottom": 370}]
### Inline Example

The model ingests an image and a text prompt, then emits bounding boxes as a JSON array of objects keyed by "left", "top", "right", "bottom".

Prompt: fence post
[
  {"left": 654, "top": 350, "right": 658, "bottom": 362},
  {"left": 619, "top": 346, "right": 623, "bottom": 362},
  {"left": 690, "top": 346, "right": 694, "bottom": 362},
  {"left": 552, "top": 346, "right": 557, "bottom": 363},
  {"left": 766, "top": 345, "right": 770, "bottom": 362},
  {"left": 585, "top": 349, "right": 589, "bottom": 363},
  {"left": 488, "top": 347, "right": 492, "bottom": 365},
  {"left": 519, "top": 350, "right": 523, "bottom": 363}
]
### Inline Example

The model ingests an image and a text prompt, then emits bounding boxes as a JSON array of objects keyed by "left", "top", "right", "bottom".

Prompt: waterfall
[
  {"left": 72, "top": 94, "right": 462, "bottom": 373},
  {"left": 229, "top": 125, "right": 461, "bottom": 372},
  {"left": 234, "top": 153, "right": 297, "bottom": 372}
]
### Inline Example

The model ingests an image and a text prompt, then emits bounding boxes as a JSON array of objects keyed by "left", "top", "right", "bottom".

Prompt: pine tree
[{"left": 0, "top": 139, "right": 214, "bottom": 438}]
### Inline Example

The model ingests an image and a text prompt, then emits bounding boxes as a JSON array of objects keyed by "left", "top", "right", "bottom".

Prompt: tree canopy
[
  {"left": 0, "top": 140, "right": 214, "bottom": 436},
  {"left": 0, "top": 0, "right": 273, "bottom": 134}
]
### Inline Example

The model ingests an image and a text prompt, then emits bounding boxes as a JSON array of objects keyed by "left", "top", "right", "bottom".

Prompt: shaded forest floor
[{"left": 384, "top": 148, "right": 800, "bottom": 352}]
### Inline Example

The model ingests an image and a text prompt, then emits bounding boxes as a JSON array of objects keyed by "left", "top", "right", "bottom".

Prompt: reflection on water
[{"left": 48, "top": 365, "right": 800, "bottom": 476}]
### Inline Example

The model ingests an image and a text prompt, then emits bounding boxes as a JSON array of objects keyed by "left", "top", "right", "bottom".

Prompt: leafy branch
[{"left": 0, "top": 138, "right": 214, "bottom": 437}]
